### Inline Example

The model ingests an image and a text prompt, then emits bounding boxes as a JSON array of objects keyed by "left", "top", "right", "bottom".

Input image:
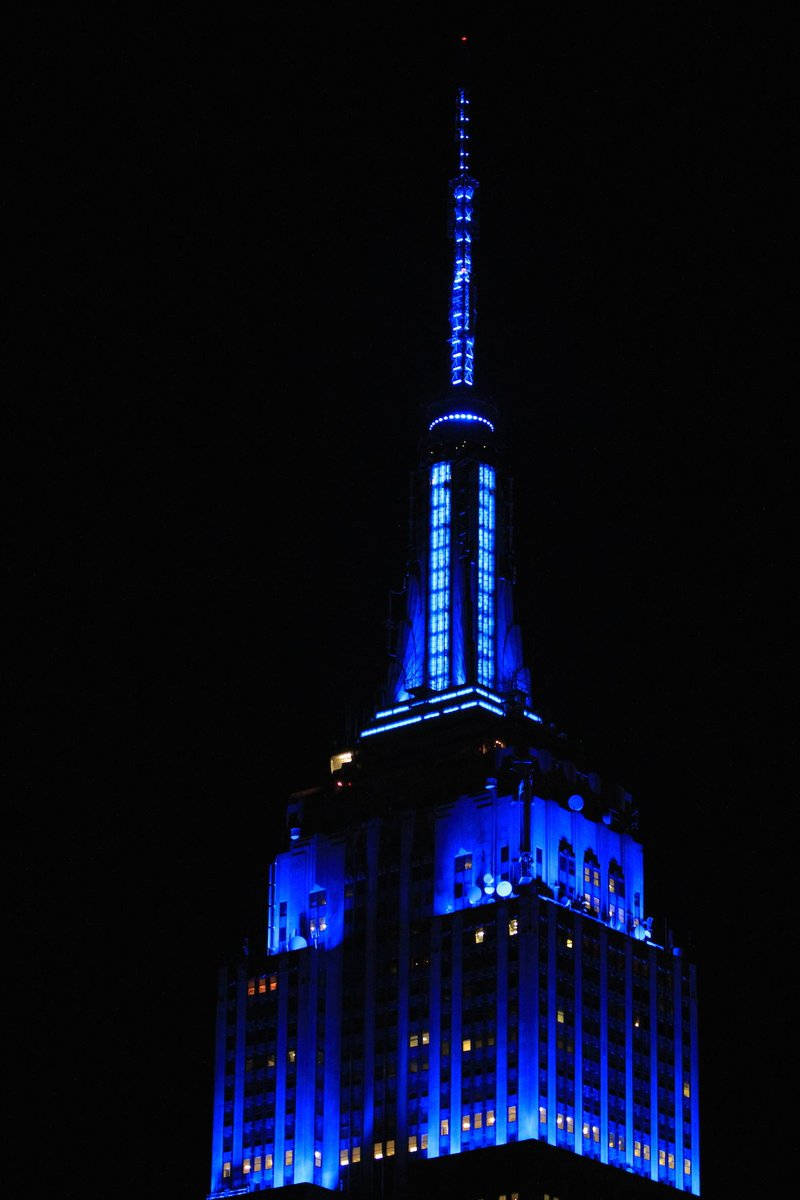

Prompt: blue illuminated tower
[{"left": 207, "top": 75, "right": 700, "bottom": 1200}]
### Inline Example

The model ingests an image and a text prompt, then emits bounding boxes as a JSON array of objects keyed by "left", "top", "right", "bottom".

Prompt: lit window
[
  {"left": 593, "top": 1125, "right": 600, "bottom": 1142},
  {"left": 462, "top": 1114, "right": 471, "bottom": 1130},
  {"left": 634, "top": 1140, "right": 641, "bottom": 1158},
  {"left": 421, "top": 1133, "right": 428, "bottom": 1149},
  {"left": 539, "top": 1106, "right": 547, "bottom": 1125},
  {"left": 285, "top": 1149, "right": 293, "bottom": 1166},
  {"left": 684, "top": 1158, "right": 692, "bottom": 1176},
  {"left": 340, "top": 1149, "right": 349, "bottom": 1165},
  {"left": 440, "top": 1118, "right": 449, "bottom": 1136},
  {"left": 475, "top": 1112, "right": 483, "bottom": 1128},
  {"left": 557, "top": 1010, "right": 565, "bottom": 1024},
  {"left": 408, "top": 1135, "right": 418, "bottom": 1152},
  {"left": 247, "top": 978, "right": 255, "bottom": 996},
  {"left": 643, "top": 1143, "right": 650, "bottom": 1160},
  {"left": 267, "top": 1052, "right": 275, "bottom": 1067},
  {"left": 508, "top": 1104, "right": 517, "bottom": 1123},
  {"left": 288, "top": 1048, "right": 296, "bottom": 1063},
  {"left": 683, "top": 1080, "right": 691, "bottom": 1098},
  {"left": 583, "top": 1123, "right": 590, "bottom": 1139},
  {"left": 508, "top": 918, "right": 518, "bottom": 936},
  {"left": 668, "top": 1152, "right": 675, "bottom": 1170},
  {"left": 609, "top": 1132, "right": 616, "bottom": 1148},
  {"left": 222, "top": 1163, "right": 231, "bottom": 1179},
  {"left": 659, "top": 1148, "right": 666, "bottom": 1166},
  {"left": 475, "top": 927, "right": 485, "bottom": 944},
  {"left": 258, "top": 975, "right": 266, "bottom": 993},
  {"left": 269, "top": 974, "right": 277, "bottom": 991},
  {"left": 314, "top": 1150, "right": 322, "bottom": 1167},
  {"left": 265, "top": 1154, "right": 273, "bottom": 1170},
  {"left": 352, "top": 1146, "right": 361, "bottom": 1163},
  {"left": 487, "top": 1109, "right": 495, "bottom": 1126},
  {"left": 374, "top": 1143, "right": 383, "bottom": 1160},
  {"left": 462, "top": 1038, "right": 472, "bottom": 1052},
  {"left": 609, "top": 877, "right": 616, "bottom": 894},
  {"left": 593, "top": 869, "right": 600, "bottom": 887},
  {"left": 254, "top": 1156, "right": 262, "bottom": 1172},
  {"left": 422, "top": 1030, "right": 430, "bottom": 1044},
  {"left": 584, "top": 865, "right": 591, "bottom": 883},
  {"left": 386, "top": 1140, "right": 395, "bottom": 1157},
  {"left": 565, "top": 937, "right": 573, "bottom": 948},
  {"left": 566, "top": 1115, "right": 574, "bottom": 1133},
  {"left": 556, "top": 1112, "right": 564, "bottom": 1129},
  {"left": 409, "top": 1033, "right": 419, "bottom": 1047}
]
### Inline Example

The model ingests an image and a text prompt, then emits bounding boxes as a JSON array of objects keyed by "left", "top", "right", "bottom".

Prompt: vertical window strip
[
  {"left": 428, "top": 462, "right": 452, "bottom": 690},
  {"left": 477, "top": 464, "right": 496, "bottom": 686}
]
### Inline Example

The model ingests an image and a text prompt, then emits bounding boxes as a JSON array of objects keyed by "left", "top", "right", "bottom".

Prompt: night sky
[{"left": 18, "top": 10, "right": 786, "bottom": 1200}]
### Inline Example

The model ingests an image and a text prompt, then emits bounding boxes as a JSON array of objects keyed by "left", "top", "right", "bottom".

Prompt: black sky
[{"left": 16, "top": 9, "right": 788, "bottom": 1200}]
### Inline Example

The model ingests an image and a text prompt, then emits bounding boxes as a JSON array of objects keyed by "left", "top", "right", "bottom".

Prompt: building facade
[{"left": 208, "top": 76, "right": 700, "bottom": 1200}]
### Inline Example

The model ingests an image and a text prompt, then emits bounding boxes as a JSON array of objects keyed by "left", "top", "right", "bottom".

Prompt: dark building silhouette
[{"left": 207, "top": 64, "right": 700, "bottom": 1200}]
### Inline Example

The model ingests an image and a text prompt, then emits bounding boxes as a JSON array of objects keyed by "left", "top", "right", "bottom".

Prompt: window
[
  {"left": 462, "top": 1114, "right": 471, "bottom": 1130},
  {"left": 557, "top": 1113, "right": 564, "bottom": 1129},
  {"left": 643, "top": 1143, "right": 650, "bottom": 1160},
  {"left": 583, "top": 850, "right": 601, "bottom": 914},
  {"left": 254, "top": 1156, "right": 262, "bottom": 1172},
  {"left": 340, "top": 1149, "right": 349, "bottom": 1166},
  {"left": 409, "top": 1033, "right": 419, "bottom": 1047},
  {"left": 285, "top": 1149, "right": 293, "bottom": 1166},
  {"left": 258, "top": 975, "right": 266, "bottom": 993},
  {"left": 269, "top": 974, "right": 278, "bottom": 991},
  {"left": 566, "top": 1115, "right": 574, "bottom": 1133},
  {"left": 659, "top": 1148, "right": 666, "bottom": 1166},
  {"left": 475, "top": 1112, "right": 483, "bottom": 1128},
  {"left": 558, "top": 839, "right": 575, "bottom": 892},
  {"left": 265, "top": 1154, "right": 273, "bottom": 1170},
  {"left": 408, "top": 1135, "right": 418, "bottom": 1152},
  {"left": 684, "top": 1158, "right": 692, "bottom": 1176},
  {"left": 557, "top": 1010, "right": 565, "bottom": 1024},
  {"left": 508, "top": 1104, "right": 517, "bottom": 1123},
  {"left": 374, "top": 1143, "right": 383, "bottom": 1160},
  {"left": 247, "top": 978, "right": 255, "bottom": 996},
  {"left": 593, "top": 1125, "right": 600, "bottom": 1142},
  {"left": 683, "top": 1080, "right": 691, "bottom": 1098},
  {"left": 421, "top": 1133, "right": 428, "bottom": 1149},
  {"left": 440, "top": 1118, "right": 449, "bottom": 1136},
  {"left": 222, "top": 1163, "right": 231, "bottom": 1179},
  {"left": 243, "top": 1158, "right": 251, "bottom": 1174},
  {"left": 539, "top": 1106, "right": 547, "bottom": 1125},
  {"left": 422, "top": 1030, "right": 430, "bottom": 1044},
  {"left": 475, "top": 927, "right": 485, "bottom": 944},
  {"left": 454, "top": 853, "right": 473, "bottom": 902},
  {"left": 288, "top": 1048, "right": 296, "bottom": 1064},
  {"left": 508, "top": 918, "right": 518, "bottom": 936},
  {"left": 352, "top": 1145, "right": 361, "bottom": 1163},
  {"left": 314, "top": 1149, "right": 322, "bottom": 1167},
  {"left": 634, "top": 1141, "right": 641, "bottom": 1158},
  {"left": 462, "top": 1038, "right": 472, "bottom": 1052},
  {"left": 668, "top": 1152, "right": 675, "bottom": 1170},
  {"left": 386, "top": 1140, "right": 395, "bottom": 1157}
]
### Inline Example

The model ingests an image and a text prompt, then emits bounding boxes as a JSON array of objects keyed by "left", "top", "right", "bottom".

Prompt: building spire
[{"left": 448, "top": 85, "right": 478, "bottom": 387}]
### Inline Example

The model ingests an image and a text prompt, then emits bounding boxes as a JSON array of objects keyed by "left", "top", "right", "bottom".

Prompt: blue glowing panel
[
  {"left": 477, "top": 464, "right": 496, "bottom": 687},
  {"left": 428, "top": 462, "right": 451, "bottom": 690},
  {"left": 428, "top": 412, "right": 494, "bottom": 433},
  {"left": 449, "top": 89, "right": 477, "bottom": 387}
]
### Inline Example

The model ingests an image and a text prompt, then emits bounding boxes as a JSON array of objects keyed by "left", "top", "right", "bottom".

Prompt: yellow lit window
[
  {"left": 340, "top": 1149, "right": 349, "bottom": 1165},
  {"left": 288, "top": 1048, "right": 296, "bottom": 1063},
  {"left": 269, "top": 974, "right": 277, "bottom": 991},
  {"left": 593, "top": 1125, "right": 600, "bottom": 1142},
  {"left": 247, "top": 978, "right": 255, "bottom": 996},
  {"left": 566, "top": 1115, "right": 574, "bottom": 1133},
  {"left": 584, "top": 866, "right": 590, "bottom": 882},
  {"left": 643, "top": 1143, "right": 650, "bottom": 1160},
  {"left": 609, "top": 878, "right": 616, "bottom": 893},
  {"left": 475, "top": 927, "right": 485, "bottom": 944},
  {"left": 352, "top": 1146, "right": 361, "bottom": 1163},
  {"left": 508, "top": 918, "right": 518, "bottom": 936},
  {"left": 285, "top": 1149, "right": 293, "bottom": 1166},
  {"left": 683, "top": 1081, "right": 691, "bottom": 1098},
  {"left": 475, "top": 1111, "right": 483, "bottom": 1128},
  {"left": 254, "top": 1156, "right": 262, "bottom": 1172},
  {"left": 566, "top": 937, "right": 573, "bottom": 948},
  {"left": 593, "top": 869, "right": 600, "bottom": 887},
  {"left": 440, "top": 1118, "right": 449, "bottom": 1136},
  {"left": 539, "top": 1106, "right": 547, "bottom": 1124},
  {"left": 659, "top": 1148, "right": 666, "bottom": 1166},
  {"left": 582, "top": 1123, "right": 590, "bottom": 1138},
  {"left": 267, "top": 1053, "right": 275, "bottom": 1067},
  {"left": 487, "top": 1109, "right": 495, "bottom": 1126},
  {"left": 609, "top": 1132, "right": 616, "bottom": 1148},
  {"left": 258, "top": 975, "right": 266, "bottom": 993},
  {"left": 508, "top": 1104, "right": 517, "bottom": 1123},
  {"left": 422, "top": 1030, "right": 430, "bottom": 1044},
  {"left": 408, "top": 1135, "right": 418, "bottom": 1152},
  {"left": 409, "top": 1033, "right": 419, "bottom": 1047},
  {"left": 634, "top": 1140, "right": 641, "bottom": 1158},
  {"left": 265, "top": 1154, "right": 273, "bottom": 1169},
  {"left": 374, "top": 1143, "right": 383, "bottom": 1160},
  {"left": 668, "top": 1152, "right": 675, "bottom": 1169},
  {"left": 462, "top": 1038, "right": 472, "bottom": 1052},
  {"left": 619, "top": 1134, "right": 625, "bottom": 1152},
  {"left": 684, "top": 1158, "right": 691, "bottom": 1176},
  {"left": 223, "top": 1163, "right": 231, "bottom": 1179},
  {"left": 462, "top": 1114, "right": 471, "bottom": 1130},
  {"left": 386, "top": 1140, "right": 395, "bottom": 1157},
  {"left": 421, "top": 1133, "right": 428, "bottom": 1149},
  {"left": 557, "top": 1010, "right": 565, "bottom": 1023}
]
